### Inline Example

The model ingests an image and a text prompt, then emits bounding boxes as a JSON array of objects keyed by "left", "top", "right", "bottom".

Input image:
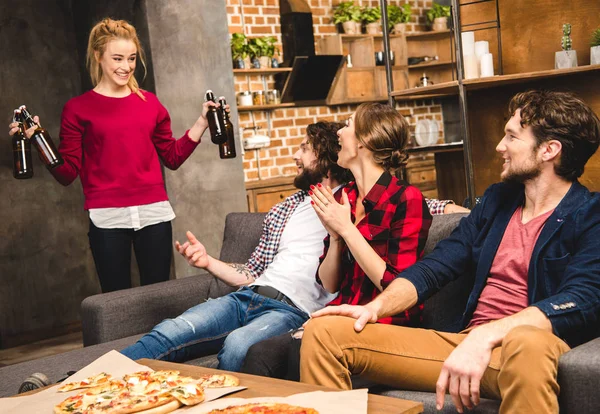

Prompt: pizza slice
[
  {"left": 57, "top": 372, "right": 112, "bottom": 392},
  {"left": 168, "top": 382, "right": 206, "bottom": 405},
  {"left": 195, "top": 373, "right": 240, "bottom": 388},
  {"left": 207, "top": 402, "right": 319, "bottom": 414}
]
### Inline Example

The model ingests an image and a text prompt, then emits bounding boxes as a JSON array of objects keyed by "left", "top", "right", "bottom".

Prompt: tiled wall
[{"left": 226, "top": 0, "right": 443, "bottom": 181}]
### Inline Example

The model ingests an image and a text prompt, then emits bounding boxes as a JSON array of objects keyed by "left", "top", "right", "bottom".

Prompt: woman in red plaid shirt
[{"left": 309, "top": 102, "right": 432, "bottom": 326}]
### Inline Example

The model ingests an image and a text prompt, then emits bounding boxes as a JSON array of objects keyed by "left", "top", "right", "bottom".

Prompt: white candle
[
  {"left": 480, "top": 53, "right": 494, "bottom": 77},
  {"left": 464, "top": 54, "right": 479, "bottom": 79},
  {"left": 475, "top": 41, "right": 489, "bottom": 58},
  {"left": 461, "top": 31, "right": 475, "bottom": 57}
]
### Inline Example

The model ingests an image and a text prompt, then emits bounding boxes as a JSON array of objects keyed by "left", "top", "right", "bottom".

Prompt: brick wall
[{"left": 226, "top": 0, "right": 443, "bottom": 182}]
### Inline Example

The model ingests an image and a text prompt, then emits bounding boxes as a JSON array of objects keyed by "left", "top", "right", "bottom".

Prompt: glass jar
[
  {"left": 252, "top": 91, "right": 266, "bottom": 106},
  {"left": 266, "top": 89, "right": 281, "bottom": 105},
  {"left": 237, "top": 91, "right": 253, "bottom": 106}
]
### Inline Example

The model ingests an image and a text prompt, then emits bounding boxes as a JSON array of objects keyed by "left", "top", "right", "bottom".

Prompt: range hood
[{"left": 280, "top": 55, "right": 345, "bottom": 106}]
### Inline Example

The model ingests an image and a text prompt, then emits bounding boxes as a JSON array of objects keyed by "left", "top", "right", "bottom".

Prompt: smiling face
[
  {"left": 96, "top": 38, "right": 137, "bottom": 90},
  {"left": 292, "top": 136, "right": 322, "bottom": 191},
  {"left": 496, "top": 109, "right": 543, "bottom": 183},
  {"left": 336, "top": 114, "right": 359, "bottom": 168}
]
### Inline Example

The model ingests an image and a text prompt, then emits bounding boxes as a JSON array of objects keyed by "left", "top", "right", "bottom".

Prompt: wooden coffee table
[{"left": 139, "top": 359, "right": 423, "bottom": 414}]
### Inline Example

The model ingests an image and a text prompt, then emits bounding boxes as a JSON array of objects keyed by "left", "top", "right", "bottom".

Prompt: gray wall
[
  {"left": 145, "top": 0, "right": 246, "bottom": 278},
  {"left": 0, "top": 0, "right": 246, "bottom": 347}
]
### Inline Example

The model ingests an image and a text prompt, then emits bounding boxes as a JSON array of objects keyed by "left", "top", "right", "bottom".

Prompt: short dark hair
[
  {"left": 354, "top": 102, "right": 410, "bottom": 173},
  {"left": 306, "top": 121, "right": 353, "bottom": 184},
  {"left": 508, "top": 90, "right": 600, "bottom": 181}
]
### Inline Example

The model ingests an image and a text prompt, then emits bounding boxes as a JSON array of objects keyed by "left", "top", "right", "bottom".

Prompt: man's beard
[
  {"left": 294, "top": 166, "right": 324, "bottom": 191},
  {"left": 501, "top": 160, "right": 542, "bottom": 184}
]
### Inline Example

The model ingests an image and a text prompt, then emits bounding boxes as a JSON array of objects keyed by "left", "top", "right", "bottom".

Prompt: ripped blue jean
[{"left": 120, "top": 287, "right": 308, "bottom": 372}]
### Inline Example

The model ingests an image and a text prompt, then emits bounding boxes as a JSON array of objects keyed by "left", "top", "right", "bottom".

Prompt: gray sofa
[{"left": 1, "top": 213, "right": 599, "bottom": 413}]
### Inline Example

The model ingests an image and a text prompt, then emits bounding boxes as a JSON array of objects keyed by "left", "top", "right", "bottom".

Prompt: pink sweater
[{"left": 52, "top": 90, "right": 199, "bottom": 209}]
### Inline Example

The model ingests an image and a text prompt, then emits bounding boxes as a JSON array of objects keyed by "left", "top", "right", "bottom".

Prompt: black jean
[
  {"left": 240, "top": 330, "right": 302, "bottom": 381},
  {"left": 88, "top": 220, "right": 172, "bottom": 292}
]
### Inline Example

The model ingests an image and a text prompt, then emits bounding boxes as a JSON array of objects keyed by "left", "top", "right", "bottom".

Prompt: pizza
[
  {"left": 195, "top": 374, "right": 240, "bottom": 388},
  {"left": 57, "top": 372, "right": 112, "bottom": 392},
  {"left": 54, "top": 370, "right": 239, "bottom": 414},
  {"left": 207, "top": 402, "right": 319, "bottom": 414}
]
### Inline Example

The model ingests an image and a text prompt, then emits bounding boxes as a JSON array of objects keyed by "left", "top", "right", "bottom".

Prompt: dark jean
[
  {"left": 120, "top": 287, "right": 308, "bottom": 372},
  {"left": 88, "top": 220, "right": 172, "bottom": 292},
  {"left": 241, "top": 330, "right": 302, "bottom": 381}
]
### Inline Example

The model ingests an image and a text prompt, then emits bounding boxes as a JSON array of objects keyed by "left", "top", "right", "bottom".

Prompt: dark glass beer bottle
[
  {"left": 205, "top": 90, "right": 226, "bottom": 144},
  {"left": 19, "top": 106, "right": 64, "bottom": 168},
  {"left": 217, "top": 96, "right": 237, "bottom": 159},
  {"left": 12, "top": 109, "right": 34, "bottom": 179}
]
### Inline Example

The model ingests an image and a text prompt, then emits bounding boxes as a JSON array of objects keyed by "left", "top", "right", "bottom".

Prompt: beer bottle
[
  {"left": 204, "top": 90, "right": 226, "bottom": 144},
  {"left": 19, "top": 106, "right": 64, "bottom": 168},
  {"left": 217, "top": 96, "right": 237, "bottom": 159},
  {"left": 11, "top": 109, "right": 34, "bottom": 179}
]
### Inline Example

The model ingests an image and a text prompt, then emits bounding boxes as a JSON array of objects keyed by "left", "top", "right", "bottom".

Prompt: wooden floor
[{"left": 0, "top": 332, "right": 83, "bottom": 367}]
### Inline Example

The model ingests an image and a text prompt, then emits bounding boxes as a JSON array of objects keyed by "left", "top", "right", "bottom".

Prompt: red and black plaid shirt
[{"left": 318, "top": 172, "right": 432, "bottom": 326}]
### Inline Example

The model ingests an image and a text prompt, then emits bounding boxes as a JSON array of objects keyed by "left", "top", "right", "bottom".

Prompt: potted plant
[
  {"left": 361, "top": 6, "right": 382, "bottom": 35},
  {"left": 555, "top": 23, "right": 577, "bottom": 69},
  {"left": 230, "top": 33, "right": 249, "bottom": 69},
  {"left": 426, "top": 2, "right": 451, "bottom": 32},
  {"left": 248, "top": 36, "right": 280, "bottom": 68},
  {"left": 333, "top": 1, "right": 361, "bottom": 34},
  {"left": 387, "top": 4, "right": 412, "bottom": 34},
  {"left": 591, "top": 28, "right": 600, "bottom": 65}
]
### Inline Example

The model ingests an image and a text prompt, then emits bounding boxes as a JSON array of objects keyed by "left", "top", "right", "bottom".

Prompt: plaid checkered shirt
[
  {"left": 245, "top": 190, "right": 307, "bottom": 279},
  {"left": 319, "top": 172, "right": 432, "bottom": 326}
]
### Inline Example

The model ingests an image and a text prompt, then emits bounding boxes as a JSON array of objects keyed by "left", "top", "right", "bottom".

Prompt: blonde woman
[{"left": 8, "top": 18, "right": 219, "bottom": 292}]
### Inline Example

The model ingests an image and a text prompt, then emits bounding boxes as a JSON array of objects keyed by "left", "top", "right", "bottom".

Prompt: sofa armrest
[
  {"left": 81, "top": 272, "right": 214, "bottom": 346},
  {"left": 558, "top": 336, "right": 600, "bottom": 414}
]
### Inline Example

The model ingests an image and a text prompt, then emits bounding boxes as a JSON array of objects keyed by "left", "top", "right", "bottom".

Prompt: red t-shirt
[
  {"left": 468, "top": 205, "right": 554, "bottom": 328},
  {"left": 52, "top": 90, "right": 199, "bottom": 209}
]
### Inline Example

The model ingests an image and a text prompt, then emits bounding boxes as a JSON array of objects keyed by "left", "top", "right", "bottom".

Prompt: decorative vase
[
  {"left": 244, "top": 56, "right": 252, "bottom": 69},
  {"left": 555, "top": 50, "right": 578, "bottom": 69},
  {"left": 366, "top": 21, "right": 381, "bottom": 35},
  {"left": 271, "top": 58, "right": 280, "bottom": 68},
  {"left": 233, "top": 58, "right": 245, "bottom": 69},
  {"left": 432, "top": 17, "right": 448, "bottom": 32},
  {"left": 354, "top": 21, "right": 362, "bottom": 33},
  {"left": 259, "top": 56, "right": 270, "bottom": 68},
  {"left": 394, "top": 23, "right": 407, "bottom": 34},
  {"left": 591, "top": 46, "right": 600, "bottom": 65},
  {"left": 342, "top": 21, "right": 358, "bottom": 34},
  {"left": 251, "top": 57, "right": 261, "bottom": 69}
]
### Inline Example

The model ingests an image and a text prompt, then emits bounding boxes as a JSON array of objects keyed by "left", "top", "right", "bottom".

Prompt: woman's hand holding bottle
[
  {"left": 8, "top": 114, "right": 40, "bottom": 139},
  {"left": 188, "top": 101, "right": 230, "bottom": 143}
]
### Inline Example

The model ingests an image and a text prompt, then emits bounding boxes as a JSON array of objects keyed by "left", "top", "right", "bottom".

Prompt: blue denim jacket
[{"left": 400, "top": 181, "right": 600, "bottom": 347}]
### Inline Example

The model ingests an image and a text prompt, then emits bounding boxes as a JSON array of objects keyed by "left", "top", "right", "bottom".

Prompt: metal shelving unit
[{"left": 379, "top": 0, "right": 502, "bottom": 205}]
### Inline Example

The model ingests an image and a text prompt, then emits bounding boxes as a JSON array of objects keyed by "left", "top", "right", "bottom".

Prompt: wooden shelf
[
  {"left": 405, "top": 30, "right": 453, "bottom": 39},
  {"left": 463, "top": 65, "right": 600, "bottom": 90},
  {"left": 391, "top": 81, "right": 459, "bottom": 99},
  {"left": 407, "top": 141, "right": 464, "bottom": 155},
  {"left": 233, "top": 68, "right": 292, "bottom": 75},
  {"left": 238, "top": 103, "right": 296, "bottom": 112},
  {"left": 408, "top": 60, "right": 454, "bottom": 69}
]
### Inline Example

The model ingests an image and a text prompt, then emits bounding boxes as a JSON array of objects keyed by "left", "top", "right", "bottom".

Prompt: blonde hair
[
  {"left": 86, "top": 18, "right": 147, "bottom": 100},
  {"left": 354, "top": 103, "right": 410, "bottom": 173}
]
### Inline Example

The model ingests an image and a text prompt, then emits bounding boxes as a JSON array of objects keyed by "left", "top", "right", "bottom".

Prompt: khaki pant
[{"left": 299, "top": 316, "right": 570, "bottom": 413}]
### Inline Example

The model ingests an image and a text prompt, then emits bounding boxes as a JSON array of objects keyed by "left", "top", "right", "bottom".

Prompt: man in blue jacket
[{"left": 298, "top": 90, "right": 600, "bottom": 413}]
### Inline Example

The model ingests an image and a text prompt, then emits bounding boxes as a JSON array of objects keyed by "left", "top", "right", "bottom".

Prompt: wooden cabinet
[
  {"left": 246, "top": 176, "right": 297, "bottom": 212},
  {"left": 404, "top": 155, "right": 439, "bottom": 199}
]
